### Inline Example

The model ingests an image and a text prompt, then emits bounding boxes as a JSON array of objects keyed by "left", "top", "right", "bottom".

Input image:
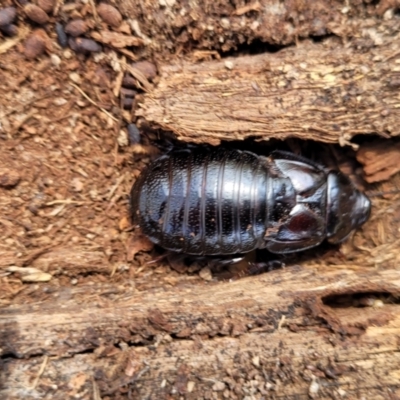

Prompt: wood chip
[
  {"left": 357, "top": 141, "right": 400, "bottom": 183},
  {"left": 6, "top": 266, "right": 52, "bottom": 282},
  {"left": 199, "top": 266, "right": 213, "bottom": 281},
  {"left": 126, "top": 232, "right": 154, "bottom": 261},
  {"left": 90, "top": 31, "right": 143, "bottom": 48}
]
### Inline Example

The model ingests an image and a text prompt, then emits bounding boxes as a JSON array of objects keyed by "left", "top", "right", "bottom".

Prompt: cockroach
[{"left": 130, "top": 147, "right": 371, "bottom": 258}]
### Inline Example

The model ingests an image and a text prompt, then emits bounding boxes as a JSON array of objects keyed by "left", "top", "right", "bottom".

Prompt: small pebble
[
  {"left": 252, "top": 356, "right": 260, "bottom": 367},
  {"left": 50, "top": 53, "right": 61, "bottom": 67},
  {"left": 24, "top": 3, "right": 49, "bottom": 25},
  {"left": 55, "top": 22, "right": 68, "bottom": 48},
  {"left": 265, "top": 382, "right": 273, "bottom": 390},
  {"left": 309, "top": 377, "right": 319, "bottom": 398},
  {"left": 224, "top": 60, "right": 234, "bottom": 70},
  {"left": 117, "top": 129, "right": 129, "bottom": 147},
  {"left": 212, "top": 381, "right": 226, "bottom": 392},
  {"left": 69, "top": 72, "right": 81, "bottom": 83},
  {"left": 62, "top": 49, "right": 72, "bottom": 59},
  {"left": 220, "top": 18, "right": 230, "bottom": 29},
  {"left": 187, "top": 381, "right": 195, "bottom": 393},
  {"left": 71, "top": 177, "right": 83, "bottom": 192},
  {"left": 53, "top": 97, "right": 67, "bottom": 106},
  {"left": 199, "top": 266, "right": 213, "bottom": 281}
]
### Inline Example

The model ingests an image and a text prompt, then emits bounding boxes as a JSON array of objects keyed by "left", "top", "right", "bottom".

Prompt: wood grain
[
  {"left": 138, "top": 18, "right": 400, "bottom": 145},
  {"left": 2, "top": 262, "right": 400, "bottom": 398}
]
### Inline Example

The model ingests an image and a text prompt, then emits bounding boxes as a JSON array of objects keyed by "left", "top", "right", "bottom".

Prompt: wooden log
[
  {"left": 138, "top": 18, "right": 400, "bottom": 145},
  {"left": 2, "top": 261, "right": 400, "bottom": 398}
]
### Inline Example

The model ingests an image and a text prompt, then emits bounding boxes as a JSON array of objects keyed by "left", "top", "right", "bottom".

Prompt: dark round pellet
[
  {"left": 69, "top": 37, "right": 102, "bottom": 53},
  {"left": 127, "top": 124, "right": 141, "bottom": 144},
  {"left": 0, "top": 7, "right": 16, "bottom": 27},
  {"left": 122, "top": 74, "right": 137, "bottom": 89},
  {"left": 24, "top": 4, "right": 49, "bottom": 25},
  {"left": 131, "top": 61, "right": 157, "bottom": 81},
  {"left": 55, "top": 23, "right": 68, "bottom": 48},
  {"left": 65, "top": 19, "right": 88, "bottom": 37},
  {"left": 120, "top": 87, "right": 137, "bottom": 97},
  {"left": 0, "top": 23, "right": 17, "bottom": 36},
  {"left": 122, "top": 97, "right": 134, "bottom": 109}
]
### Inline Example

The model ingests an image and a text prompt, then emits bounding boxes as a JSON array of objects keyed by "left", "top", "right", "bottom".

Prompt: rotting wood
[
  {"left": 115, "top": 0, "right": 392, "bottom": 56},
  {"left": 2, "top": 264, "right": 400, "bottom": 398},
  {"left": 138, "top": 17, "right": 400, "bottom": 146},
  {"left": 3, "top": 331, "right": 400, "bottom": 399},
  {"left": 0, "top": 246, "right": 110, "bottom": 275},
  {"left": 357, "top": 140, "right": 400, "bottom": 183}
]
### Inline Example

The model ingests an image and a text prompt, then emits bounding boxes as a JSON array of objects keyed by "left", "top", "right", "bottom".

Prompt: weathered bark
[
  {"left": 2, "top": 261, "right": 400, "bottom": 398},
  {"left": 116, "top": 0, "right": 395, "bottom": 55},
  {"left": 138, "top": 18, "right": 400, "bottom": 145}
]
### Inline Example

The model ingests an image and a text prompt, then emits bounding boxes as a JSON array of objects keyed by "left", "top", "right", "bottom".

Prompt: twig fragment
[{"left": 70, "top": 83, "right": 118, "bottom": 122}]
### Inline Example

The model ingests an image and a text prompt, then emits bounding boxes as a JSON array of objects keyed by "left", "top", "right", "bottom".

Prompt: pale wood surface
[
  {"left": 2, "top": 260, "right": 400, "bottom": 399},
  {"left": 138, "top": 18, "right": 400, "bottom": 145}
]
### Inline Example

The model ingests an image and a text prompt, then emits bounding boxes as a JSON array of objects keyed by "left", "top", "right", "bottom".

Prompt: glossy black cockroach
[{"left": 130, "top": 147, "right": 371, "bottom": 257}]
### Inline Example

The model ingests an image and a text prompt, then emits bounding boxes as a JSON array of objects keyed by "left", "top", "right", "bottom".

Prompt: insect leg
[{"left": 247, "top": 260, "right": 285, "bottom": 275}]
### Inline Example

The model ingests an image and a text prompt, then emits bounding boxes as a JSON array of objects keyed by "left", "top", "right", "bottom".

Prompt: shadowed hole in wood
[
  {"left": 221, "top": 39, "right": 287, "bottom": 57},
  {"left": 322, "top": 292, "right": 400, "bottom": 309}
]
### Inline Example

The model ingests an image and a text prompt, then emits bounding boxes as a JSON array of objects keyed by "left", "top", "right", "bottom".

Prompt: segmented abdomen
[{"left": 131, "top": 148, "right": 270, "bottom": 255}]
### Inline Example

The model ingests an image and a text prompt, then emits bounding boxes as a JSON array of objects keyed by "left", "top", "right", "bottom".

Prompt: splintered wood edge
[
  {"left": 138, "top": 20, "right": 400, "bottom": 146},
  {"left": 4, "top": 266, "right": 400, "bottom": 355},
  {"left": 2, "top": 265, "right": 400, "bottom": 397}
]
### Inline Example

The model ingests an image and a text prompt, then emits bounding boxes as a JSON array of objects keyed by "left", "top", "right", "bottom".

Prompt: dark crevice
[
  {"left": 322, "top": 291, "right": 400, "bottom": 308},
  {"left": 0, "top": 350, "right": 45, "bottom": 361},
  {"left": 310, "top": 33, "right": 338, "bottom": 43},
  {"left": 68, "top": 347, "right": 98, "bottom": 356},
  {"left": 0, "top": 351, "right": 21, "bottom": 361},
  {"left": 218, "top": 33, "right": 338, "bottom": 58},
  {"left": 219, "top": 38, "right": 289, "bottom": 58}
]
